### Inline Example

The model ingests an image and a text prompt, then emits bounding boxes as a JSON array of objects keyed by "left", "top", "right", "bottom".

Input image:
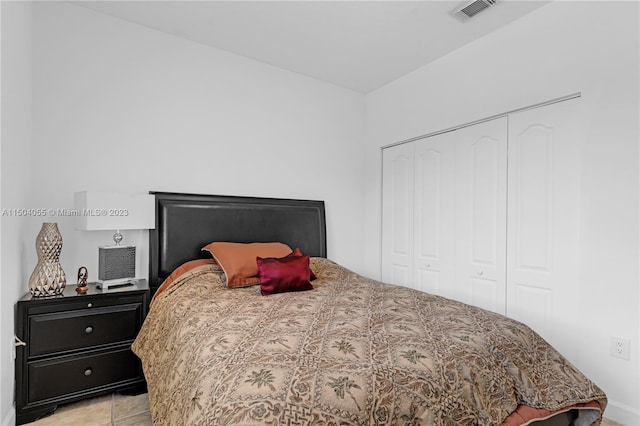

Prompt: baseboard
[
  {"left": 605, "top": 399, "right": 640, "bottom": 425},
  {"left": 1, "top": 407, "right": 15, "bottom": 426}
]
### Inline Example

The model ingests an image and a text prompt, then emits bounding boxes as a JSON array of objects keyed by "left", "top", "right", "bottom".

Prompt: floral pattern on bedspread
[{"left": 132, "top": 258, "right": 606, "bottom": 425}]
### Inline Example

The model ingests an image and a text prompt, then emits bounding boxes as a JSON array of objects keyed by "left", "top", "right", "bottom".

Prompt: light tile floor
[
  {"left": 26, "top": 393, "right": 622, "bottom": 426},
  {"left": 27, "top": 393, "right": 151, "bottom": 426}
]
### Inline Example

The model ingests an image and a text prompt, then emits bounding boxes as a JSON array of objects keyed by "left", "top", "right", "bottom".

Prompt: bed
[{"left": 132, "top": 192, "right": 607, "bottom": 425}]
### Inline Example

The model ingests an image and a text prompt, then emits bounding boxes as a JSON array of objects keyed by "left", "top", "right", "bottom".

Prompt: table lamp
[{"left": 74, "top": 191, "right": 155, "bottom": 290}]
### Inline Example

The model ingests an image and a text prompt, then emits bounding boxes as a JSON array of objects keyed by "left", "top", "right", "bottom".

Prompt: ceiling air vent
[{"left": 451, "top": 0, "right": 497, "bottom": 22}]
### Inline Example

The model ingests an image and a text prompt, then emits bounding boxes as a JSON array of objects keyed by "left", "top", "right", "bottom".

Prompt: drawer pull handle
[
  {"left": 87, "top": 303, "right": 93, "bottom": 308},
  {"left": 84, "top": 368, "right": 92, "bottom": 376},
  {"left": 85, "top": 326, "right": 93, "bottom": 334}
]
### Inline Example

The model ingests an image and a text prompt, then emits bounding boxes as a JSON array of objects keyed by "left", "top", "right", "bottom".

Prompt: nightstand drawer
[
  {"left": 28, "top": 346, "right": 141, "bottom": 402},
  {"left": 29, "top": 304, "right": 142, "bottom": 357},
  {"left": 27, "top": 295, "right": 143, "bottom": 316}
]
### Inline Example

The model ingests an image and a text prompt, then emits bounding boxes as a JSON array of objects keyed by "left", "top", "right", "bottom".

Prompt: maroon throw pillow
[
  {"left": 287, "top": 248, "right": 317, "bottom": 281},
  {"left": 257, "top": 254, "right": 313, "bottom": 296}
]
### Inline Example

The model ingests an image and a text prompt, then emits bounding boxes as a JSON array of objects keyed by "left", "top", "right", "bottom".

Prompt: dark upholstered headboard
[{"left": 148, "top": 192, "right": 326, "bottom": 294}]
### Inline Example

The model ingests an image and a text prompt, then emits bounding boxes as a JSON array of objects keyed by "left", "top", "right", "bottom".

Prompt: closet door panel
[
  {"left": 514, "top": 125, "right": 552, "bottom": 271},
  {"left": 454, "top": 117, "right": 508, "bottom": 314},
  {"left": 507, "top": 98, "right": 583, "bottom": 362},
  {"left": 413, "top": 134, "right": 455, "bottom": 296},
  {"left": 382, "top": 143, "right": 415, "bottom": 287}
]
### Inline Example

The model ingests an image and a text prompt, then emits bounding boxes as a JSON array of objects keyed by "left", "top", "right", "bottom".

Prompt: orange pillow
[{"left": 202, "top": 242, "right": 292, "bottom": 288}]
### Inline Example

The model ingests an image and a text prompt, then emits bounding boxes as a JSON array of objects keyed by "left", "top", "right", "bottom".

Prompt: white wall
[
  {"left": 0, "top": 2, "right": 34, "bottom": 424},
  {"left": 29, "top": 1, "right": 366, "bottom": 283},
  {"left": 364, "top": 1, "right": 639, "bottom": 423}
]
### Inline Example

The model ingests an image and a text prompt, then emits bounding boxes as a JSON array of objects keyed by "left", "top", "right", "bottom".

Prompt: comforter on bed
[{"left": 132, "top": 258, "right": 606, "bottom": 425}]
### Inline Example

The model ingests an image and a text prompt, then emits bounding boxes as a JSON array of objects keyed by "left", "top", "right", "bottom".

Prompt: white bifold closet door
[
  {"left": 381, "top": 142, "right": 415, "bottom": 287},
  {"left": 454, "top": 117, "right": 508, "bottom": 314},
  {"left": 381, "top": 130, "right": 457, "bottom": 294},
  {"left": 382, "top": 98, "right": 582, "bottom": 356},
  {"left": 382, "top": 117, "right": 507, "bottom": 311},
  {"left": 412, "top": 130, "right": 455, "bottom": 298},
  {"left": 506, "top": 99, "right": 583, "bottom": 361}
]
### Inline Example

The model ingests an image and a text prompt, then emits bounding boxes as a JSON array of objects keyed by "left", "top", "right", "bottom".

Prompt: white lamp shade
[{"left": 74, "top": 191, "right": 155, "bottom": 231}]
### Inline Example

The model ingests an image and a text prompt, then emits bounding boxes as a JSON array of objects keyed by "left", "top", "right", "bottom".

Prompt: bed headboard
[{"left": 148, "top": 192, "right": 326, "bottom": 293}]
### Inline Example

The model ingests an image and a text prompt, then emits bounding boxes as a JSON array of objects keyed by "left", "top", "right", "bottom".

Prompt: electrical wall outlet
[{"left": 610, "top": 337, "right": 631, "bottom": 360}]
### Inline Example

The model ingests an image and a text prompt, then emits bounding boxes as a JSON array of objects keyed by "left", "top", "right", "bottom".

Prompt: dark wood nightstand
[{"left": 14, "top": 280, "right": 149, "bottom": 425}]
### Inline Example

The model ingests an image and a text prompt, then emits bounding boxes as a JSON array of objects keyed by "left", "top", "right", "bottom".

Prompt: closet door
[
  {"left": 381, "top": 143, "right": 414, "bottom": 287},
  {"left": 454, "top": 118, "right": 508, "bottom": 314},
  {"left": 413, "top": 133, "right": 455, "bottom": 297},
  {"left": 506, "top": 98, "right": 583, "bottom": 361}
]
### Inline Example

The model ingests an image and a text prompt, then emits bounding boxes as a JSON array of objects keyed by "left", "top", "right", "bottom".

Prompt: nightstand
[{"left": 14, "top": 280, "right": 149, "bottom": 425}]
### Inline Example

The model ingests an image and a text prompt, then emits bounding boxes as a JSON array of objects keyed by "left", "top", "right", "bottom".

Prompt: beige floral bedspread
[{"left": 132, "top": 258, "right": 606, "bottom": 425}]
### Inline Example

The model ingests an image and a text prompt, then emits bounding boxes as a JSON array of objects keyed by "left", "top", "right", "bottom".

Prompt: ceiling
[{"left": 72, "top": 1, "right": 550, "bottom": 93}]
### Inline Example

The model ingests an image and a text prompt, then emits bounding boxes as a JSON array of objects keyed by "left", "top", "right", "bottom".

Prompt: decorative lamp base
[{"left": 96, "top": 278, "right": 135, "bottom": 290}]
